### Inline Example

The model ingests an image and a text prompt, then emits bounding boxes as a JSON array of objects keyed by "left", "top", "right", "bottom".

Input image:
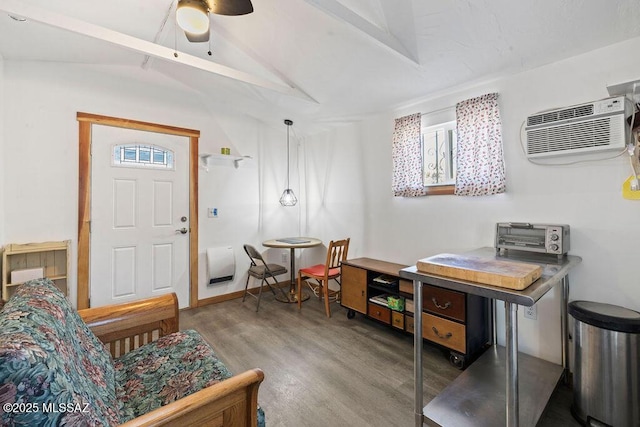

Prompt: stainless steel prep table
[{"left": 400, "top": 247, "right": 582, "bottom": 427}]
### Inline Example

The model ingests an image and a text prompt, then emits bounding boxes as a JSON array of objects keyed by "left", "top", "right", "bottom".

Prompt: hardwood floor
[{"left": 181, "top": 293, "right": 579, "bottom": 427}]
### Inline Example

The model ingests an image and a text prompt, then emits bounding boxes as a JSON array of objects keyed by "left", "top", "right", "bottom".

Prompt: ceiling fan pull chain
[
  {"left": 208, "top": 15, "right": 212, "bottom": 56},
  {"left": 173, "top": 9, "right": 179, "bottom": 58}
]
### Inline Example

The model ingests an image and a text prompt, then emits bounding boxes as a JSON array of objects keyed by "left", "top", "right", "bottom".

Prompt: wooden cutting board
[{"left": 416, "top": 253, "right": 543, "bottom": 290}]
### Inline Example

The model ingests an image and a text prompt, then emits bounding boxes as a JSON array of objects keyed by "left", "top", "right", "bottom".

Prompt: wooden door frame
[{"left": 77, "top": 112, "right": 199, "bottom": 309}]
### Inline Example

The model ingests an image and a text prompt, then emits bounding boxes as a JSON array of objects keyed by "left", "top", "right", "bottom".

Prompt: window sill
[{"left": 425, "top": 185, "right": 455, "bottom": 195}]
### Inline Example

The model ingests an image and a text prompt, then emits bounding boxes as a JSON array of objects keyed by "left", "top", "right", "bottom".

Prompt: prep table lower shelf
[{"left": 424, "top": 345, "right": 563, "bottom": 427}]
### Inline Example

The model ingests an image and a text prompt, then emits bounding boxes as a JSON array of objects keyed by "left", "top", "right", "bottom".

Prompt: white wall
[
  {"left": 1, "top": 61, "right": 297, "bottom": 306},
  {"left": 197, "top": 122, "right": 301, "bottom": 300},
  {"left": 306, "top": 36, "right": 640, "bottom": 364},
  {"left": 297, "top": 125, "right": 368, "bottom": 266},
  {"left": 0, "top": 54, "right": 4, "bottom": 247}
]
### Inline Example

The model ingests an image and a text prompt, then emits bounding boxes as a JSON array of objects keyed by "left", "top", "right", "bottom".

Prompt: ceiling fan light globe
[{"left": 177, "top": 1, "right": 209, "bottom": 35}]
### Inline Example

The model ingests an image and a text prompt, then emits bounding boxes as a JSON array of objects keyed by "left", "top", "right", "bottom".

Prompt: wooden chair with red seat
[{"left": 297, "top": 238, "right": 350, "bottom": 317}]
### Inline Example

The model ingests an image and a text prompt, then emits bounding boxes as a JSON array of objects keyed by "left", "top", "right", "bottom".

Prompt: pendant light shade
[
  {"left": 280, "top": 119, "right": 298, "bottom": 207},
  {"left": 177, "top": 0, "right": 209, "bottom": 35},
  {"left": 279, "top": 188, "right": 298, "bottom": 206}
]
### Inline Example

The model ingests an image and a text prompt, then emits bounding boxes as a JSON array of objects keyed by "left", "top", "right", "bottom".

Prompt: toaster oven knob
[
  {"left": 550, "top": 244, "right": 559, "bottom": 251},
  {"left": 550, "top": 234, "right": 559, "bottom": 241}
]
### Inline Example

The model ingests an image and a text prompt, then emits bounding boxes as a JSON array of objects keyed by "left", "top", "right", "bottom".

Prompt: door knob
[{"left": 176, "top": 228, "right": 188, "bottom": 234}]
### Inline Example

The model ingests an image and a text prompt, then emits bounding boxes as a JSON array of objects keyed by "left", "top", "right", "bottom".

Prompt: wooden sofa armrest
[
  {"left": 118, "top": 368, "right": 265, "bottom": 427},
  {"left": 78, "top": 293, "right": 179, "bottom": 357}
]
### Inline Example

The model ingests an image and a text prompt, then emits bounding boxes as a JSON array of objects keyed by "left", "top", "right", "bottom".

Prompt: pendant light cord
[
  {"left": 284, "top": 119, "right": 293, "bottom": 189},
  {"left": 286, "top": 124, "right": 291, "bottom": 189}
]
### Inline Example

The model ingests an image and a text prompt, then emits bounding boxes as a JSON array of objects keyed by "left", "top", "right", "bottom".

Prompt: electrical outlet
[
  {"left": 281, "top": 251, "right": 287, "bottom": 263},
  {"left": 524, "top": 304, "right": 537, "bottom": 320},
  {"left": 207, "top": 208, "right": 218, "bottom": 218}
]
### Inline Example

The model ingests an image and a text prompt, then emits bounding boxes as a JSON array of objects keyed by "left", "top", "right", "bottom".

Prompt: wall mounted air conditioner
[{"left": 525, "top": 96, "right": 629, "bottom": 159}]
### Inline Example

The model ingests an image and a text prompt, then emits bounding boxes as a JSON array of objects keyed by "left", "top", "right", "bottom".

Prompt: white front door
[{"left": 90, "top": 125, "right": 190, "bottom": 308}]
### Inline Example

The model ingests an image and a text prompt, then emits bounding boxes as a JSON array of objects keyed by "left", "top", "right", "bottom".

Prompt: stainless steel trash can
[{"left": 569, "top": 301, "right": 640, "bottom": 427}]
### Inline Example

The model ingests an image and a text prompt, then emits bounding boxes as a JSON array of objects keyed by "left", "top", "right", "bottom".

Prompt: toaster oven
[{"left": 495, "top": 223, "right": 570, "bottom": 258}]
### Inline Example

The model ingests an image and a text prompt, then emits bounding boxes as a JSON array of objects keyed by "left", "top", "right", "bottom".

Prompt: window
[
  {"left": 392, "top": 94, "right": 504, "bottom": 197},
  {"left": 392, "top": 113, "right": 455, "bottom": 197},
  {"left": 422, "top": 121, "right": 457, "bottom": 191},
  {"left": 112, "top": 144, "right": 175, "bottom": 170}
]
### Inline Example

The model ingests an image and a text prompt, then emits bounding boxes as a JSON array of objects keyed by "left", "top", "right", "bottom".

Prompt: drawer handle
[
  {"left": 432, "top": 326, "right": 452, "bottom": 339},
  {"left": 432, "top": 297, "right": 451, "bottom": 310}
]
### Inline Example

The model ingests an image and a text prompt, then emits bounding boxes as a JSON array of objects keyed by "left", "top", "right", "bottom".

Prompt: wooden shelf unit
[
  {"left": 2, "top": 240, "right": 70, "bottom": 301},
  {"left": 341, "top": 257, "right": 490, "bottom": 368}
]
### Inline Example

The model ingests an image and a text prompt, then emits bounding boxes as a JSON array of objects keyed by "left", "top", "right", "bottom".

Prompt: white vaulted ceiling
[{"left": 0, "top": 0, "right": 639, "bottom": 129}]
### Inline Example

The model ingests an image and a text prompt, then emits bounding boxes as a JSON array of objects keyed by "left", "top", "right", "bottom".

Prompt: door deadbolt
[{"left": 180, "top": 216, "right": 188, "bottom": 222}]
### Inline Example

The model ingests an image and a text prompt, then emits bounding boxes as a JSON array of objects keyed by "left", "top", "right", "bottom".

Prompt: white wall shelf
[{"left": 200, "top": 153, "right": 252, "bottom": 171}]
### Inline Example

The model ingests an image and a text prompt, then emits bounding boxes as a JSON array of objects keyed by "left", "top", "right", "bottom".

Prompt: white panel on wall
[
  {"left": 152, "top": 243, "right": 173, "bottom": 291},
  {"left": 153, "top": 180, "right": 172, "bottom": 227},
  {"left": 113, "top": 179, "right": 136, "bottom": 228},
  {"left": 112, "top": 246, "right": 136, "bottom": 297}
]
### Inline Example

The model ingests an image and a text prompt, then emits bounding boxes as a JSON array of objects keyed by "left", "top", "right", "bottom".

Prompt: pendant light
[{"left": 279, "top": 119, "right": 298, "bottom": 207}]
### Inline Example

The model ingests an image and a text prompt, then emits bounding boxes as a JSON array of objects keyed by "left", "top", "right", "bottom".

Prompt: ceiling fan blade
[
  {"left": 185, "top": 29, "right": 210, "bottom": 42},
  {"left": 209, "top": 0, "right": 253, "bottom": 16}
]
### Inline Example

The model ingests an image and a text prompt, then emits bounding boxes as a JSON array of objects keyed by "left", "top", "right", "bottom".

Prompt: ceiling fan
[{"left": 176, "top": 0, "right": 253, "bottom": 43}]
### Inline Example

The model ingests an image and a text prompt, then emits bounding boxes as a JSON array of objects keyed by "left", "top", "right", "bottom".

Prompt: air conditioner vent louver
[
  {"left": 526, "top": 118, "right": 613, "bottom": 155},
  {"left": 527, "top": 104, "right": 594, "bottom": 126},
  {"left": 525, "top": 96, "right": 627, "bottom": 159}
]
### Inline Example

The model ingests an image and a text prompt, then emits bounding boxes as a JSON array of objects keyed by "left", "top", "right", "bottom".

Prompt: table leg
[
  {"left": 275, "top": 247, "right": 310, "bottom": 303},
  {"left": 505, "top": 302, "right": 519, "bottom": 427},
  {"left": 491, "top": 298, "right": 497, "bottom": 345},
  {"left": 289, "top": 248, "right": 295, "bottom": 294},
  {"left": 561, "top": 275, "right": 570, "bottom": 383},
  {"left": 414, "top": 279, "right": 424, "bottom": 427}
]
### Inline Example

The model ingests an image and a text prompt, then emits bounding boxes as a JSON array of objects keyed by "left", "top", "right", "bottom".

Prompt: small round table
[{"left": 262, "top": 237, "right": 322, "bottom": 303}]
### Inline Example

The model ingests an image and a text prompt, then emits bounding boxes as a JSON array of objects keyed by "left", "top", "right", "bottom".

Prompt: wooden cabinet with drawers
[{"left": 341, "top": 257, "right": 490, "bottom": 368}]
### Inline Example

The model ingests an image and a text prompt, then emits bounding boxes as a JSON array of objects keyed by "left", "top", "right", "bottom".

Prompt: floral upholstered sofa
[{"left": 0, "top": 279, "right": 265, "bottom": 426}]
